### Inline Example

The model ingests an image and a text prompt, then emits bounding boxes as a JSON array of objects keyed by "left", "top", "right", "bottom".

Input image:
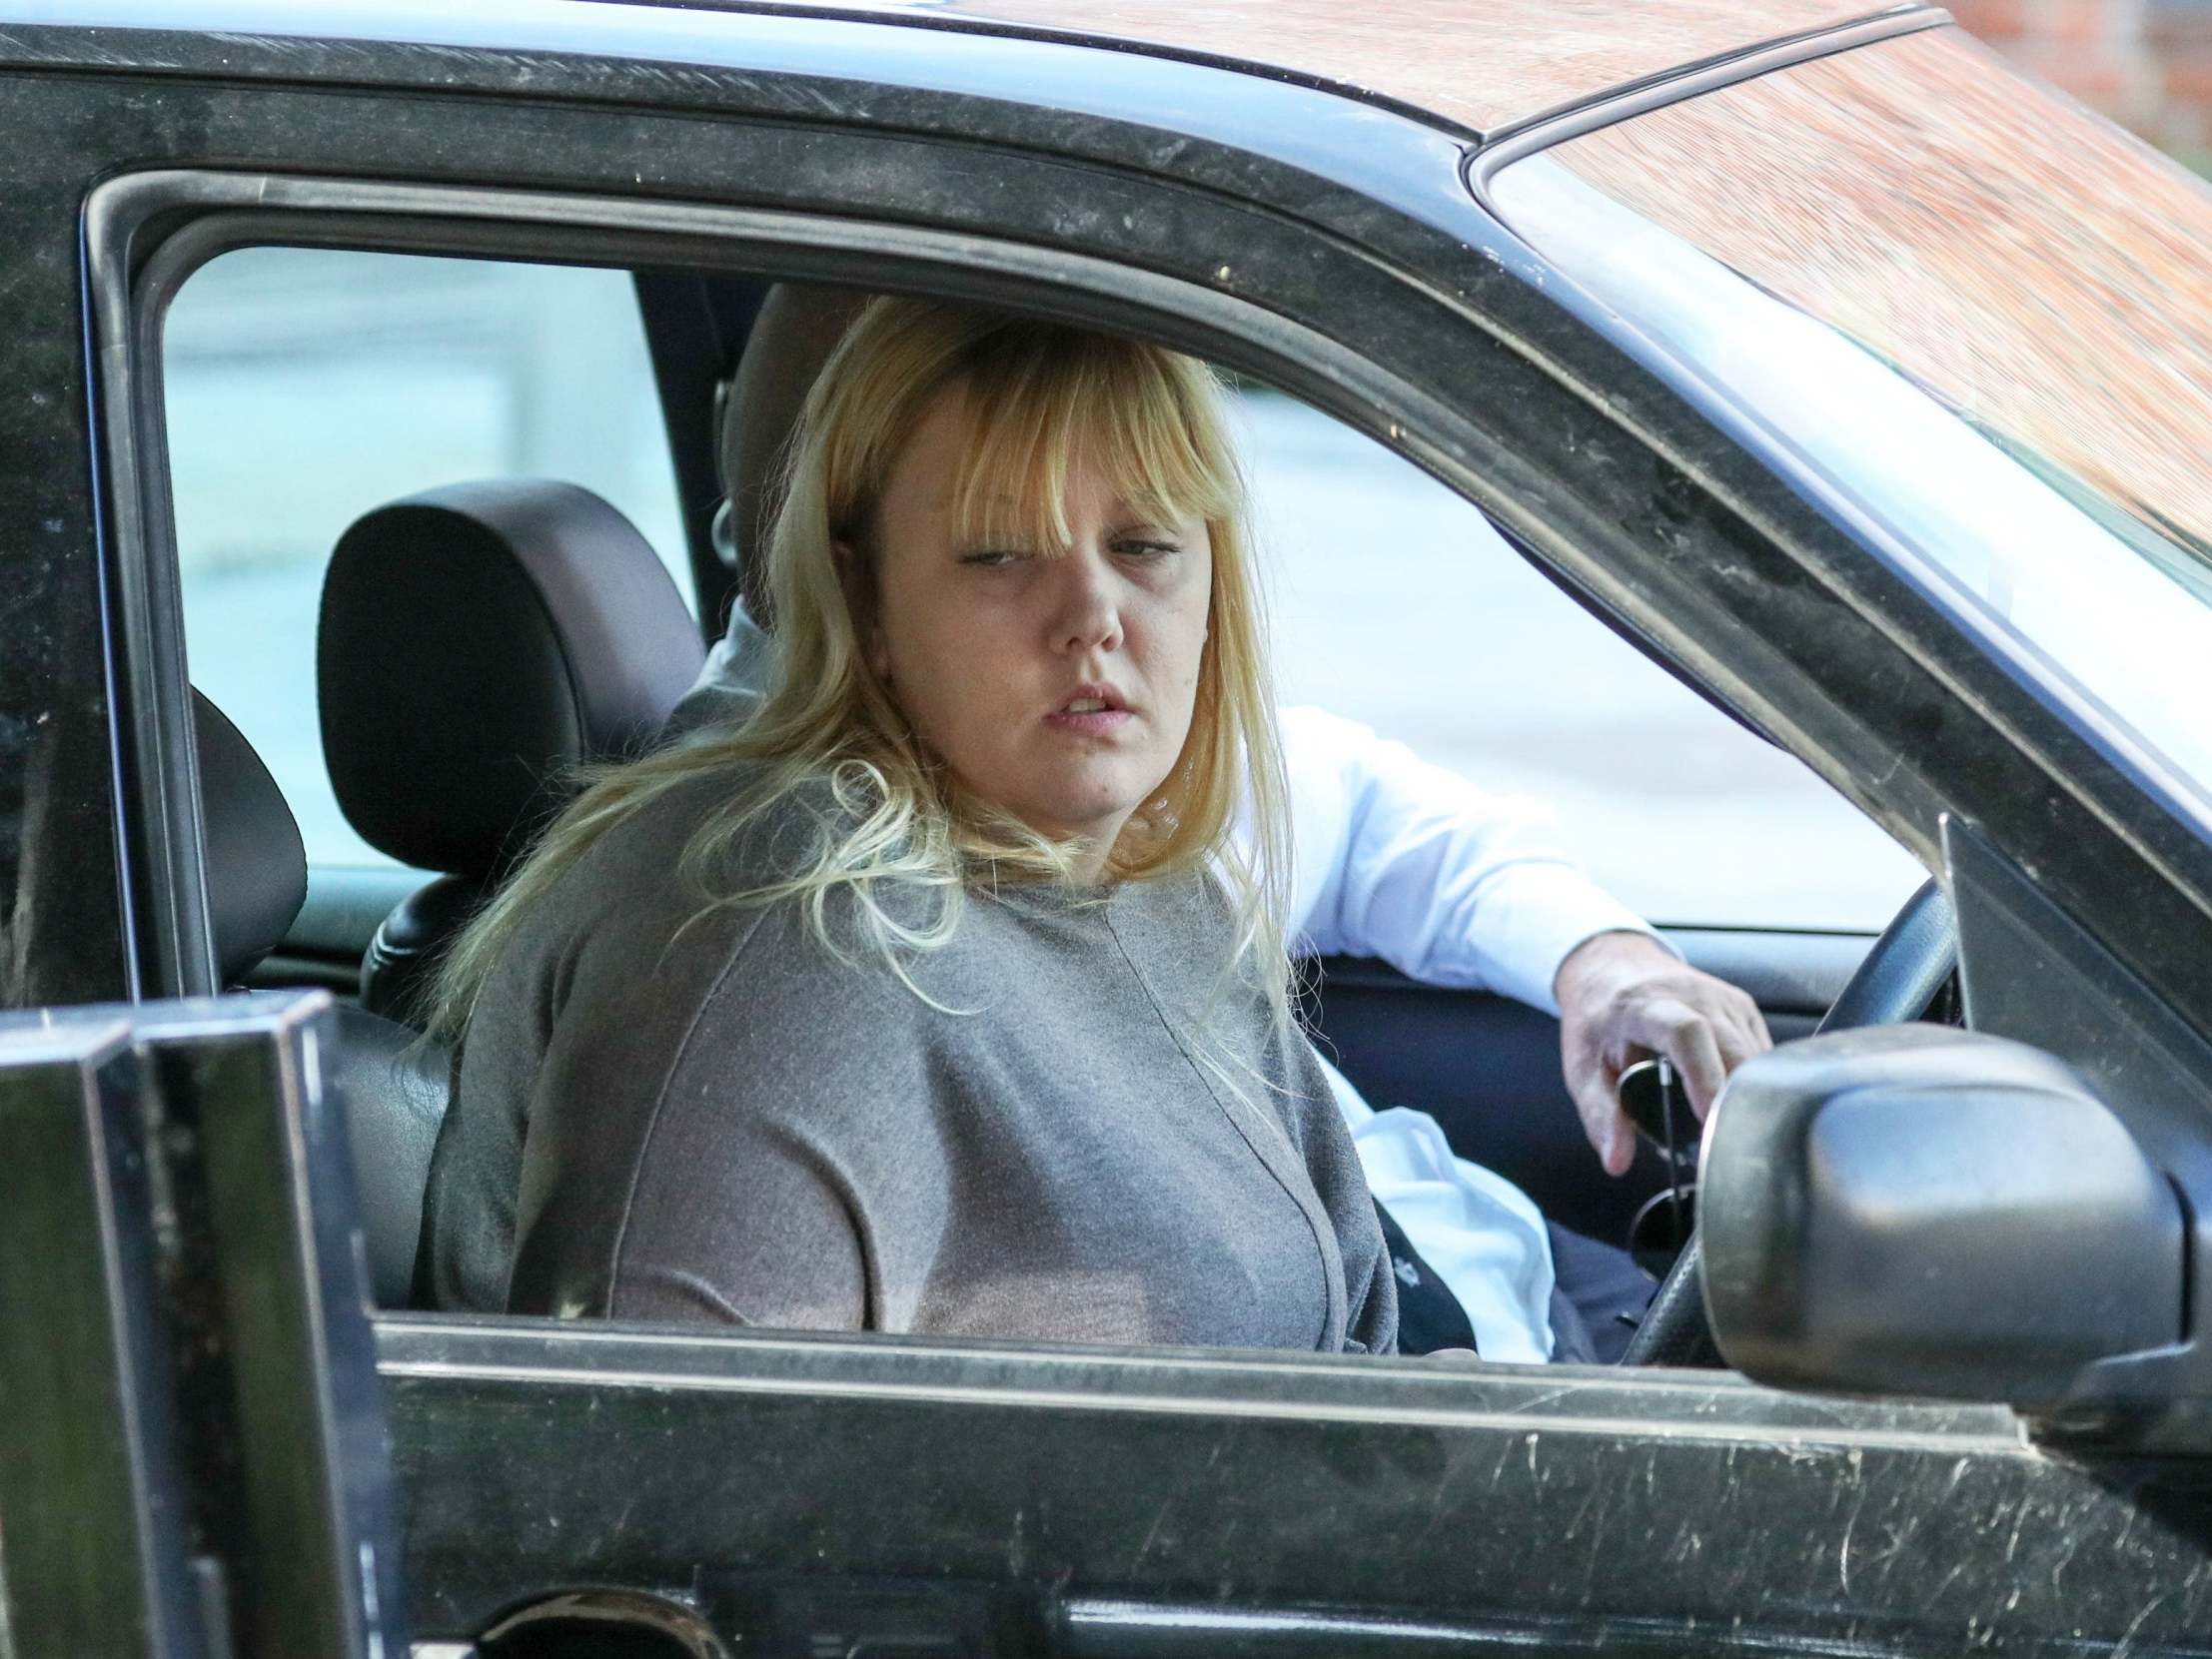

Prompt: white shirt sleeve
[{"left": 1277, "top": 704, "right": 1671, "bottom": 1016}]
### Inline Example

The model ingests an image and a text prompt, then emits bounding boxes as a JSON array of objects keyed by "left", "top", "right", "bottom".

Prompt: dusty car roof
[
  {"left": 732, "top": 0, "right": 1915, "bottom": 137},
  {"left": 11, "top": 1, "right": 1923, "bottom": 143}
]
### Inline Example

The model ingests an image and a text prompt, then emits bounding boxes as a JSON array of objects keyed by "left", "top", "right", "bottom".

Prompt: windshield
[{"left": 1489, "top": 25, "right": 2212, "bottom": 817}]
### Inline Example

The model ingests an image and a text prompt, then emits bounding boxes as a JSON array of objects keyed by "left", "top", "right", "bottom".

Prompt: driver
[{"left": 674, "top": 285, "right": 1773, "bottom": 1363}]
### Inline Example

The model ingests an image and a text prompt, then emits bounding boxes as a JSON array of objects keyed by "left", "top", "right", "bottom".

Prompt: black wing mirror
[{"left": 1700, "top": 1024, "right": 2185, "bottom": 1406}]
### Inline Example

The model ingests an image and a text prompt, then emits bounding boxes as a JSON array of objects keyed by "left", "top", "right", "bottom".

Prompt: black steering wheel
[{"left": 1618, "top": 878, "right": 1960, "bottom": 1366}]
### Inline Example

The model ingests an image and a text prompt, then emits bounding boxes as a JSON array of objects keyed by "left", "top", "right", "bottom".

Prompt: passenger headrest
[
  {"left": 194, "top": 689, "right": 308, "bottom": 985},
  {"left": 718, "top": 283, "right": 872, "bottom": 613},
  {"left": 318, "top": 479, "right": 704, "bottom": 878}
]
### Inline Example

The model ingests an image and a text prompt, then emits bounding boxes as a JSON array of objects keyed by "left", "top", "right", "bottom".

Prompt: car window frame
[{"left": 80, "top": 161, "right": 2153, "bottom": 1315}]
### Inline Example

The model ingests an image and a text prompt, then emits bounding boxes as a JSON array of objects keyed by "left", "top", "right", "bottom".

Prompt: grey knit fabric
[{"left": 418, "top": 769, "right": 1397, "bottom": 1354}]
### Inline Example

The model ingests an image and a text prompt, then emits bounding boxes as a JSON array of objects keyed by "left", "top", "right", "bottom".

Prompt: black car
[{"left": 8, "top": 2, "right": 2212, "bottom": 1654}]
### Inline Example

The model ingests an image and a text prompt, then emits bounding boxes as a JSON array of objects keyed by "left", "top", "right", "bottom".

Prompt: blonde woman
[{"left": 418, "top": 297, "right": 1398, "bottom": 1353}]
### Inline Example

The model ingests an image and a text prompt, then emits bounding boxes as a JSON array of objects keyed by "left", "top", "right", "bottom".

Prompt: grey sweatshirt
[{"left": 420, "top": 769, "right": 1398, "bottom": 1354}]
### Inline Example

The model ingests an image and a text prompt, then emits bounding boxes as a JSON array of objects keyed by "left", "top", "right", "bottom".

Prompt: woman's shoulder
[
  {"left": 478, "top": 762, "right": 802, "bottom": 986},
  {"left": 469, "top": 761, "right": 920, "bottom": 1052},
  {"left": 567, "top": 756, "right": 851, "bottom": 903},
  {"left": 565, "top": 759, "right": 950, "bottom": 973}
]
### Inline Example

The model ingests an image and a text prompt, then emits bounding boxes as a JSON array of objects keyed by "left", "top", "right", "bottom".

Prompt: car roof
[
  {"left": 13, "top": 0, "right": 1930, "bottom": 141},
  {"left": 671, "top": 0, "right": 1909, "bottom": 137}
]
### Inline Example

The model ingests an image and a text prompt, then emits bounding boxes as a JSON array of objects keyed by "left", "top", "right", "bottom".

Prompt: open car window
[
  {"left": 151, "top": 228, "right": 1919, "bottom": 1317},
  {"left": 164, "top": 240, "right": 1923, "bottom": 932},
  {"left": 144, "top": 232, "right": 1933, "bottom": 1368}
]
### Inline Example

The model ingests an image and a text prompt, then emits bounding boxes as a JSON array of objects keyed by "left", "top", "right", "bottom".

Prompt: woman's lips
[
  {"left": 1043, "top": 707, "right": 1134, "bottom": 736},
  {"left": 1046, "top": 685, "right": 1131, "bottom": 735}
]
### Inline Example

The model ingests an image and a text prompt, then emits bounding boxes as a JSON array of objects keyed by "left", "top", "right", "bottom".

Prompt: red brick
[
  {"left": 2165, "top": 49, "right": 2212, "bottom": 101},
  {"left": 2044, "top": 0, "right": 2120, "bottom": 46},
  {"left": 1948, "top": 0, "right": 2030, "bottom": 39}
]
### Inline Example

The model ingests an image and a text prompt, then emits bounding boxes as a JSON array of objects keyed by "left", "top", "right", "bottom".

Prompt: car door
[{"left": 11, "top": 7, "right": 2212, "bottom": 1656}]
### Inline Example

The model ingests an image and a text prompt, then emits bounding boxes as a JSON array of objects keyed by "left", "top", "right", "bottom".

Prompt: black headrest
[
  {"left": 718, "top": 284, "right": 872, "bottom": 612},
  {"left": 318, "top": 479, "right": 705, "bottom": 878},
  {"left": 194, "top": 689, "right": 308, "bottom": 985}
]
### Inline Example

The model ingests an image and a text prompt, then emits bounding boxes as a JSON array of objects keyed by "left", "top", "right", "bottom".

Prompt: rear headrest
[
  {"left": 194, "top": 689, "right": 308, "bottom": 985},
  {"left": 318, "top": 479, "right": 704, "bottom": 878},
  {"left": 718, "top": 284, "right": 871, "bottom": 615}
]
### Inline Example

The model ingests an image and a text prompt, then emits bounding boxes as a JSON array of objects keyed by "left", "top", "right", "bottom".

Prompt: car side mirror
[{"left": 1700, "top": 1024, "right": 2185, "bottom": 1406}]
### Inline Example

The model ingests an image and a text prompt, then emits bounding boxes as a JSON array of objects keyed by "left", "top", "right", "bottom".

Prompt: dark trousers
[{"left": 1545, "top": 1221, "right": 1659, "bottom": 1364}]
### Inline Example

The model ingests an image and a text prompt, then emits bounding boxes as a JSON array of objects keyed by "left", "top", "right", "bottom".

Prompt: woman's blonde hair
[{"left": 427, "top": 295, "right": 1292, "bottom": 1042}]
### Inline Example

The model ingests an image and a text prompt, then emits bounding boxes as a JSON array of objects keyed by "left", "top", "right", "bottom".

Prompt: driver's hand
[{"left": 1554, "top": 930, "right": 1772, "bottom": 1176}]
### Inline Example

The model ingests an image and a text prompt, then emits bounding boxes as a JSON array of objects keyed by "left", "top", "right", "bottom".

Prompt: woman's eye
[
  {"left": 958, "top": 548, "right": 1027, "bottom": 568},
  {"left": 1116, "top": 538, "right": 1181, "bottom": 560}
]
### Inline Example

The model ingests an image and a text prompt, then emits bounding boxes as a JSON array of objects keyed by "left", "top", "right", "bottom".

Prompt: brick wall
[{"left": 1948, "top": 0, "right": 2212, "bottom": 167}]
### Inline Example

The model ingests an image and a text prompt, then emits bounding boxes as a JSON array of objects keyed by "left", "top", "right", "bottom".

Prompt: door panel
[{"left": 378, "top": 1317, "right": 2208, "bottom": 1657}]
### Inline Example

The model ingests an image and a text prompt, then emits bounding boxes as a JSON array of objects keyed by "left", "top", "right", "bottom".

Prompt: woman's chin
[{"left": 1006, "top": 791, "right": 1146, "bottom": 854}]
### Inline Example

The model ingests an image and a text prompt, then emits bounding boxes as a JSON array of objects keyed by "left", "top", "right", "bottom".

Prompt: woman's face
[{"left": 859, "top": 386, "right": 1214, "bottom": 878}]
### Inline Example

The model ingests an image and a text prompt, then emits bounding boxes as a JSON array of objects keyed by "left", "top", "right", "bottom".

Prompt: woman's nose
[{"left": 1048, "top": 549, "right": 1125, "bottom": 655}]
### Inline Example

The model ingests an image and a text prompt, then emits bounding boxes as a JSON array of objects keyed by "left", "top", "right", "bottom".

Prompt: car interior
[{"left": 181, "top": 260, "right": 1901, "bottom": 1330}]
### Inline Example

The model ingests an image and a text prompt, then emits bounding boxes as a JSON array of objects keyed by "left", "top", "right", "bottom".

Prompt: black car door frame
[{"left": 20, "top": 13, "right": 2212, "bottom": 1650}]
